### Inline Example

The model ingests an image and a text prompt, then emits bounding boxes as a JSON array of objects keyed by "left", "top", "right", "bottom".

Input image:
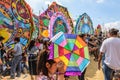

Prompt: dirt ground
[
  {"left": 0, "top": 56, "right": 104, "bottom": 80},
  {"left": 85, "top": 56, "right": 104, "bottom": 80}
]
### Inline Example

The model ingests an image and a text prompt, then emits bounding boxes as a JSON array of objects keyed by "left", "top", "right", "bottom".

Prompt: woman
[
  {"left": 36, "top": 42, "right": 65, "bottom": 80},
  {"left": 27, "top": 40, "right": 39, "bottom": 77}
]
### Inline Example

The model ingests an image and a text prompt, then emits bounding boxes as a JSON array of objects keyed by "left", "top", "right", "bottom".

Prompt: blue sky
[{"left": 26, "top": 0, "right": 120, "bottom": 28}]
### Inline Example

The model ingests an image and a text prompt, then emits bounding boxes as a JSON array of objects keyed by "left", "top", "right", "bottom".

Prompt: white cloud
[
  {"left": 96, "top": 0, "right": 104, "bottom": 3},
  {"left": 54, "top": 0, "right": 63, "bottom": 5},
  {"left": 26, "top": 0, "right": 44, "bottom": 15},
  {"left": 103, "top": 21, "right": 120, "bottom": 31},
  {"left": 25, "top": 0, "right": 65, "bottom": 15},
  {"left": 45, "top": 1, "right": 52, "bottom": 5}
]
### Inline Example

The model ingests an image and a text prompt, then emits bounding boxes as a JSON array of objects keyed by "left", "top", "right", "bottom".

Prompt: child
[{"left": 36, "top": 45, "right": 65, "bottom": 80}]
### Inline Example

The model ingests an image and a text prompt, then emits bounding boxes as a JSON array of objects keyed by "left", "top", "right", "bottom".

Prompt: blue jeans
[
  {"left": 10, "top": 55, "right": 22, "bottom": 77},
  {"left": 21, "top": 62, "right": 29, "bottom": 73},
  {"left": 103, "top": 63, "right": 114, "bottom": 80}
]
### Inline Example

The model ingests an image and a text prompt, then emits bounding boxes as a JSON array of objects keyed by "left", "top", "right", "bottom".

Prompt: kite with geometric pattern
[{"left": 49, "top": 32, "right": 90, "bottom": 76}]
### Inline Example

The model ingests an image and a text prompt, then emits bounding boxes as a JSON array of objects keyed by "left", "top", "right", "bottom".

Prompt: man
[
  {"left": 98, "top": 28, "right": 120, "bottom": 80},
  {"left": 8, "top": 37, "right": 23, "bottom": 79}
]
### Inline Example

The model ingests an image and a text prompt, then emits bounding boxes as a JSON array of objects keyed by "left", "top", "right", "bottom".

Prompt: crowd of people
[{"left": 0, "top": 28, "right": 120, "bottom": 80}]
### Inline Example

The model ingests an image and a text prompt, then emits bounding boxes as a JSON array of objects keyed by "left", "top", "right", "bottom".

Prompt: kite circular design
[
  {"left": 11, "top": 0, "right": 31, "bottom": 23},
  {"left": 49, "top": 12, "right": 71, "bottom": 38},
  {"left": 0, "top": 0, "right": 33, "bottom": 48},
  {"left": 0, "top": 4, "right": 15, "bottom": 43},
  {"left": 75, "top": 13, "right": 94, "bottom": 34},
  {"left": 49, "top": 32, "right": 90, "bottom": 76},
  {"left": 9, "top": 0, "right": 34, "bottom": 48}
]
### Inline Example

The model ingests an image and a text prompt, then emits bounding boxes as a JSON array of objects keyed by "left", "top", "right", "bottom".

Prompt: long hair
[
  {"left": 28, "top": 40, "right": 35, "bottom": 50},
  {"left": 14, "top": 37, "right": 20, "bottom": 42},
  {"left": 37, "top": 50, "right": 56, "bottom": 76},
  {"left": 0, "top": 36, "right": 4, "bottom": 41},
  {"left": 79, "top": 34, "right": 86, "bottom": 38}
]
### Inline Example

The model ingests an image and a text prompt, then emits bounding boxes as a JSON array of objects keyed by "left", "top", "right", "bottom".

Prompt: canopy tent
[
  {"left": 75, "top": 13, "right": 94, "bottom": 34},
  {"left": 39, "top": 2, "right": 73, "bottom": 38}
]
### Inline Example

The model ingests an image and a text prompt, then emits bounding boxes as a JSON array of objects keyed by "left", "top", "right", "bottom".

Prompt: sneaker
[
  {"left": 10, "top": 76, "right": 15, "bottom": 79},
  {"left": 16, "top": 75, "right": 20, "bottom": 77}
]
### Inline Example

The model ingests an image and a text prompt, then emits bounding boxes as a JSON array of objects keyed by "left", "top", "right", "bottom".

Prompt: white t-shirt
[{"left": 100, "top": 37, "right": 120, "bottom": 70}]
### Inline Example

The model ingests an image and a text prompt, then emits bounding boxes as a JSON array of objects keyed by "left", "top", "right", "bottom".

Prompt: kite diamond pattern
[{"left": 49, "top": 32, "right": 90, "bottom": 76}]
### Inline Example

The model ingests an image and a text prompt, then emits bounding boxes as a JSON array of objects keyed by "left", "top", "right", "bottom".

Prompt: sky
[{"left": 26, "top": 0, "right": 120, "bottom": 30}]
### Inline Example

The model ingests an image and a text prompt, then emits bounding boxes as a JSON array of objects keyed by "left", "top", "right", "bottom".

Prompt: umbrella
[{"left": 49, "top": 32, "right": 90, "bottom": 76}]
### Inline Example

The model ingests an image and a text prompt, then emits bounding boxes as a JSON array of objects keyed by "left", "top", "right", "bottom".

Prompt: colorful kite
[
  {"left": 95, "top": 24, "right": 102, "bottom": 35},
  {"left": 11, "top": 0, "right": 32, "bottom": 24},
  {"left": 11, "top": 0, "right": 34, "bottom": 47},
  {"left": 75, "top": 13, "right": 94, "bottom": 34},
  {"left": 0, "top": 0, "right": 15, "bottom": 43},
  {"left": 39, "top": 2, "right": 73, "bottom": 38},
  {"left": 49, "top": 12, "right": 72, "bottom": 38},
  {"left": 49, "top": 32, "right": 90, "bottom": 76},
  {"left": 0, "top": 0, "right": 34, "bottom": 48},
  {"left": 31, "top": 14, "right": 39, "bottom": 39}
]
